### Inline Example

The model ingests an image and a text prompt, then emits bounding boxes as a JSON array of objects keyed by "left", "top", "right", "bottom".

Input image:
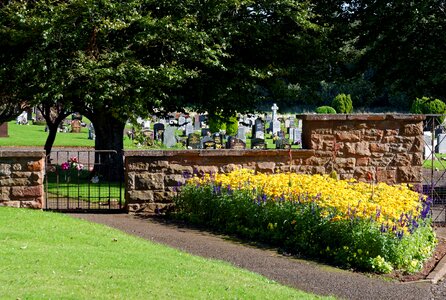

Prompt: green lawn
[
  {"left": 0, "top": 207, "right": 331, "bottom": 299},
  {"left": 0, "top": 121, "right": 136, "bottom": 149}
]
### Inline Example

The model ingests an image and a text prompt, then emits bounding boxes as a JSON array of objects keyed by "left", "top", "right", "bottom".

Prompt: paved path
[{"left": 68, "top": 213, "right": 443, "bottom": 300}]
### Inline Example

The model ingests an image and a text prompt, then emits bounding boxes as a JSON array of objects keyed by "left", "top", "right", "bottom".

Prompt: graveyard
[{"left": 0, "top": 104, "right": 304, "bottom": 152}]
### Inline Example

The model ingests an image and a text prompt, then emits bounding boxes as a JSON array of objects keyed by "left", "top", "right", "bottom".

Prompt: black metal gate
[
  {"left": 44, "top": 150, "right": 125, "bottom": 212},
  {"left": 422, "top": 115, "right": 446, "bottom": 223}
]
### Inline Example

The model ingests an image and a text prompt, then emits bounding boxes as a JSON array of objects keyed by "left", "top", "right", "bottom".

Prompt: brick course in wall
[
  {"left": 0, "top": 151, "right": 46, "bottom": 209},
  {"left": 125, "top": 114, "right": 425, "bottom": 214}
]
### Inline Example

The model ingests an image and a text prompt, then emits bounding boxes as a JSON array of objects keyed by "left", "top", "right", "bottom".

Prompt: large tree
[
  {"left": 347, "top": 0, "right": 446, "bottom": 108},
  {"left": 0, "top": 0, "right": 325, "bottom": 179}
]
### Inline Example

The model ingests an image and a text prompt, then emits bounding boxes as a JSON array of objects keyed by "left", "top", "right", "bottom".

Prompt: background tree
[
  {"left": 0, "top": 0, "right": 325, "bottom": 179},
  {"left": 349, "top": 0, "right": 446, "bottom": 108}
]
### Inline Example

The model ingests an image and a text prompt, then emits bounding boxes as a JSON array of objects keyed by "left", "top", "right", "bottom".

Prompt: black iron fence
[
  {"left": 44, "top": 150, "right": 124, "bottom": 212},
  {"left": 422, "top": 115, "right": 446, "bottom": 222}
]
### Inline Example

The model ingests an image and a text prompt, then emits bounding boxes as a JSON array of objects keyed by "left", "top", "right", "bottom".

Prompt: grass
[
  {"left": 0, "top": 121, "right": 136, "bottom": 149},
  {"left": 0, "top": 207, "right": 330, "bottom": 299}
]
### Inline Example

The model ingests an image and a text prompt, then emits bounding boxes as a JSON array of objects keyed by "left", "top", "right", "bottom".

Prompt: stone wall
[
  {"left": 0, "top": 151, "right": 46, "bottom": 208},
  {"left": 125, "top": 113, "right": 425, "bottom": 214},
  {"left": 300, "top": 114, "right": 424, "bottom": 184}
]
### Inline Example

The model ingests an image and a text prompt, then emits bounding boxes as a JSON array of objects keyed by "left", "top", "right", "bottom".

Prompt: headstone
[
  {"left": 187, "top": 133, "right": 201, "bottom": 149},
  {"left": 178, "top": 116, "right": 186, "bottom": 130},
  {"left": 251, "top": 138, "right": 266, "bottom": 150},
  {"left": 237, "top": 126, "right": 247, "bottom": 142},
  {"left": 265, "top": 115, "right": 272, "bottom": 124},
  {"left": 143, "top": 120, "right": 151, "bottom": 129},
  {"left": 293, "top": 128, "right": 302, "bottom": 145},
  {"left": 271, "top": 120, "right": 281, "bottom": 135},
  {"left": 88, "top": 123, "right": 95, "bottom": 140},
  {"left": 163, "top": 126, "right": 177, "bottom": 148},
  {"left": 16, "top": 111, "right": 28, "bottom": 125},
  {"left": 284, "top": 119, "right": 290, "bottom": 129},
  {"left": 424, "top": 131, "right": 434, "bottom": 159},
  {"left": 437, "top": 133, "right": 446, "bottom": 154},
  {"left": 212, "top": 133, "right": 224, "bottom": 149},
  {"left": 153, "top": 123, "right": 165, "bottom": 141},
  {"left": 201, "top": 128, "right": 210, "bottom": 137},
  {"left": 289, "top": 116, "right": 295, "bottom": 128},
  {"left": 193, "top": 114, "right": 200, "bottom": 130},
  {"left": 253, "top": 118, "right": 265, "bottom": 140},
  {"left": 271, "top": 103, "right": 279, "bottom": 121},
  {"left": 71, "top": 119, "right": 81, "bottom": 133},
  {"left": 185, "top": 123, "right": 194, "bottom": 136},
  {"left": 201, "top": 136, "right": 216, "bottom": 149},
  {"left": 34, "top": 110, "right": 45, "bottom": 124},
  {"left": 227, "top": 137, "right": 246, "bottom": 150},
  {"left": 0, "top": 122, "right": 8, "bottom": 137}
]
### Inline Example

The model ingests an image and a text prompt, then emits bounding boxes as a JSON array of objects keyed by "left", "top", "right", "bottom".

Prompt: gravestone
[
  {"left": 16, "top": 111, "right": 28, "bottom": 125},
  {"left": 187, "top": 133, "right": 201, "bottom": 149},
  {"left": 237, "top": 126, "right": 247, "bottom": 142},
  {"left": 178, "top": 116, "right": 186, "bottom": 130},
  {"left": 212, "top": 133, "right": 224, "bottom": 149},
  {"left": 201, "top": 136, "right": 216, "bottom": 149},
  {"left": 424, "top": 132, "right": 435, "bottom": 159},
  {"left": 284, "top": 118, "right": 290, "bottom": 129},
  {"left": 153, "top": 123, "right": 165, "bottom": 141},
  {"left": 88, "top": 123, "right": 95, "bottom": 140},
  {"left": 194, "top": 114, "right": 201, "bottom": 130},
  {"left": 71, "top": 119, "right": 81, "bottom": 133},
  {"left": 251, "top": 138, "right": 266, "bottom": 149},
  {"left": 253, "top": 118, "right": 265, "bottom": 140},
  {"left": 270, "top": 103, "right": 281, "bottom": 134},
  {"left": 201, "top": 128, "right": 210, "bottom": 137},
  {"left": 227, "top": 137, "right": 246, "bottom": 150},
  {"left": 289, "top": 116, "right": 295, "bottom": 128},
  {"left": 163, "top": 126, "right": 177, "bottom": 148},
  {"left": 185, "top": 123, "right": 194, "bottom": 136},
  {"left": 437, "top": 134, "right": 446, "bottom": 154},
  {"left": 142, "top": 120, "right": 151, "bottom": 129},
  {"left": 33, "top": 110, "right": 45, "bottom": 125},
  {"left": 0, "top": 122, "right": 8, "bottom": 137}
]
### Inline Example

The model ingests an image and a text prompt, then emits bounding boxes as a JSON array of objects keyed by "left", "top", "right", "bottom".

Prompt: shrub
[
  {"left": 315, "top": 106, "right": 336, "bottom": 114},
  {"left": 172, "top": 170, "right": 437, "bottom": 274},
  {"left": 208, "top": 113, "right": 238, "bottom": 135},
  {"left": 208, "top": 114, "right": 226, "bottom": 133},
  {"left": 225, "top": 116, "right": 238, "bottom": 136},
  {"left": 332, "top": 93, "right": 353, "bottom": 113},
  {"left": 410, "top": 97, "right": 446, "bottom": 124}
]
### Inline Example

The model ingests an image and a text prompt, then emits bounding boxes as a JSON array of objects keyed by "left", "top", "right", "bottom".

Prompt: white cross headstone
[{"left": 271, "top": 103, "right": 279, "bottom": 121}]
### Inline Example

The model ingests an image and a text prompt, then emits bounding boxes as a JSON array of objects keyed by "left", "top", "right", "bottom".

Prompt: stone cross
[{"left": 271, "top": 103, "right": 279, "bottom": 121}]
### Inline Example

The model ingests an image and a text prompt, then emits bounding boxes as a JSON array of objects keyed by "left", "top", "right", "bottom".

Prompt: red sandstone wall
[
  {"left": 0, "top": 151, "right": 46, "bottom": 208},
  {"left": 125, "top": 114, "right": 425, "bottom": 214}
]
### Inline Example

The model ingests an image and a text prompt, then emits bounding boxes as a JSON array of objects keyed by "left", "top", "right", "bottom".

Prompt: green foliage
[
  {"left": 410, "top": 97, "right": 446, "bottom": 124},
  {"left": 208, "top": 114, "right": 226, "bottom": 134},
  {"left": 331, "top": 93, "right": 353, "bottom": 113},
  {"left": 208, "top": 113, "right": 238, "bottom": 135},
  {"left": 315, "top": 106, "right": 336, "bottom": 114},
  {"left": 225, "top": 115, "right": 239, "bottom": 136},
  {"left": 173, "top": 182, "right": 437, "bottom": 274}
]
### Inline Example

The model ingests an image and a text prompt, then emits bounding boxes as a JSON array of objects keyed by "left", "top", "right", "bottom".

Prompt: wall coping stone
[
  {"left": 296, "top": 114, "right": 426, "bottom": 121},
  {"left": 0, "top": 151, "right": 46, "bottom": 158},
  {"left": 125, "top": 149, "right": 315, "bottom": 158}
]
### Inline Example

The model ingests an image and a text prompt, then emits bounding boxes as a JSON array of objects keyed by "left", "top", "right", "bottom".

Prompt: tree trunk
[
  {"left": 88, "top": 110, "right": 125, "bottom": 181},
  {"left": 44, "top": 123, "right": 59, "bottom": 159}
]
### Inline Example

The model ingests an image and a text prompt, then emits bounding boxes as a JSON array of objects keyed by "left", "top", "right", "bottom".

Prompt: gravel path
[{"left": 68, "top": 213, "right": 441, "bottom": 300}]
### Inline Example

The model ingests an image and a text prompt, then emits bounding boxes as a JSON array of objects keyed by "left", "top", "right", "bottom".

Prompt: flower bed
[{"left": 173, "top": 169, "right": 436, "bottom": 274}]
